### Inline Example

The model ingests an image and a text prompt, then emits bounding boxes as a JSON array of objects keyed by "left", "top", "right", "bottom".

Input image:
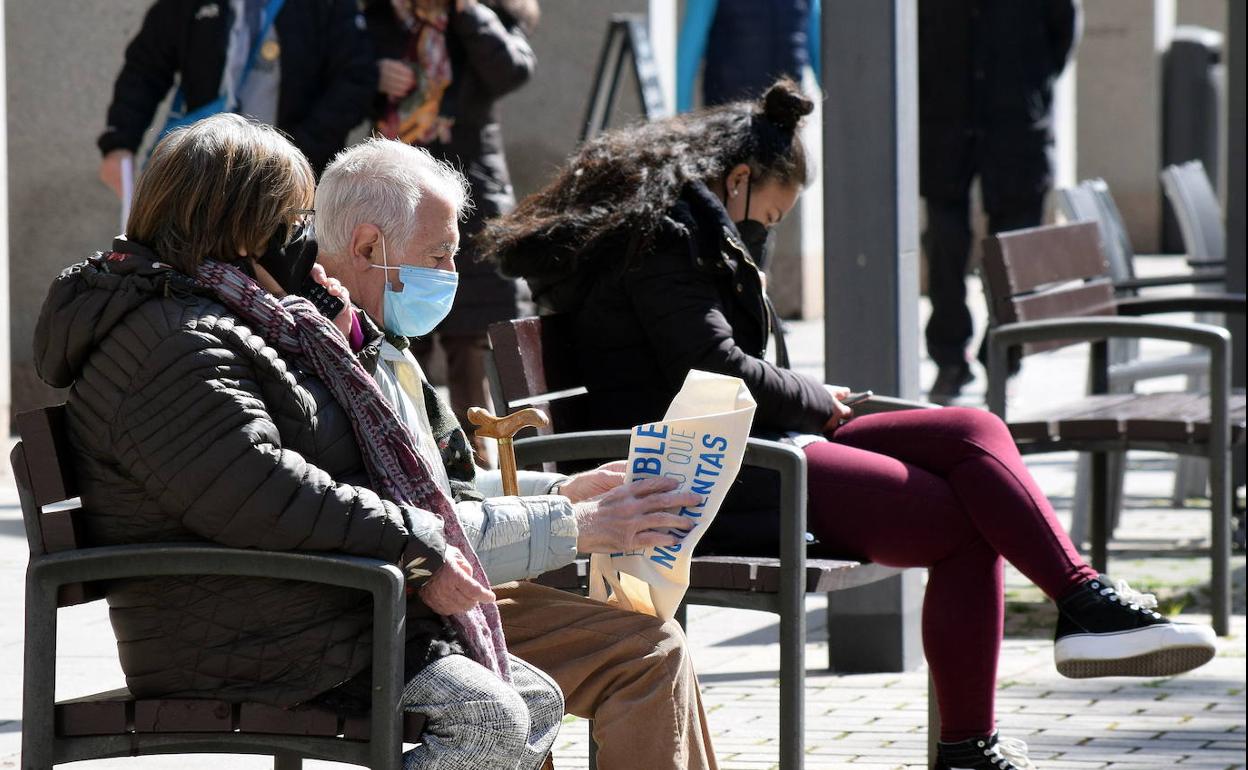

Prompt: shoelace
[
  {"left": 985, "top": 736, "right": 1035, "bottom": 770},
  {"left": 1098, "top": 578, "right": 1162, "bottom": 618}
]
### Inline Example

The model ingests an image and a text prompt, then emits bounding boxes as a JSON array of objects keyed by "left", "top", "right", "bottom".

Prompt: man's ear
[{"left": 349, "top": 223, "right": 382, "bottom": 272}]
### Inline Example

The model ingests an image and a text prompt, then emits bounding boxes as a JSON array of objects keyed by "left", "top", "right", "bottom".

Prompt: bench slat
[
  {"left": 57, "top": 691, "right": 427, "bottom": 743},
  {"left": 133, "top": 699, "right": 234, "bottom": 733}
]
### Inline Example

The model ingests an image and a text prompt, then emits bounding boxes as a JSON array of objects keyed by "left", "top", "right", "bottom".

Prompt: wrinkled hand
[
  {"left": 309, "top": 263, "right": 353, "bottom": 340},
  {"left": 556, "top": 460, "right": 627, "bottom": 503},
  {"left": 418, "top": 545, "right": 495, "bottom": 616},
  {"left": 822, "top": 384, "right": 854, "bottom": 433},
  {"left": 378, "top": 59, "right": 416, "bottom": 100},
  {"left": 99, "top": 149, "right": 133, "bottom": 198},
  {"left": 573, "top": 476, "right": 703, "bottom": 554}
]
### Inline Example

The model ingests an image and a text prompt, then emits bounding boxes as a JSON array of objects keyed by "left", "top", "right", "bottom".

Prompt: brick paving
[{"left": 1, "top": 265, "right": 1244, "bottom": 768}]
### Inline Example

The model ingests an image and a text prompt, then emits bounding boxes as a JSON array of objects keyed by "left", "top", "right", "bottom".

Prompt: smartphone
[
  {"left": 299, "top": 274, "right": 346, "bottom": 319},
  {"left": 841, "top": 390, "right": 873, "bottom": 407}
]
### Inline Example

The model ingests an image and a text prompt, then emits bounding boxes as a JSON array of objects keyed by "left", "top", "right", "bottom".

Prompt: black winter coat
[
  {"left": 98, "top": 0, "right": 377, "bottom": 174},
  {"left": 33, "top": 243, "right": 453, "bottom": 707},
  {"left": 365, "top": 1, "right": 535, "bottom": 335},
  {"left": 918, "top": 0, "right": 1079, "bottom": 206},
  {"left": 518, "top": 184, "right": 837, "bottom": 554}
]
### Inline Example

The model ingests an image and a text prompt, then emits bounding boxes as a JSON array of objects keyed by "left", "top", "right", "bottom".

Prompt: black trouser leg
[{"left": 924, "top": 196, "right": 974, "bottom": 368}]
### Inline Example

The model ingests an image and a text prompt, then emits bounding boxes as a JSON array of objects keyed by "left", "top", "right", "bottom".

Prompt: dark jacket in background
[
  {"left": 366, "top": 0, "right": 535, "bottom": 335},
  {"left": 514, "top": 183, "right": 837, "bottom": 554},
  {"left": 703, "top": 0, "right": 813, "bottom": 106},
  {"left": 33, "top": 244, "right": 452, "bottom": 707},
  {"left": 98, "top": 0, "right": 377, "bottom": 173},
  {"left": 918, "top": 0, "right": 1079, "bottom": 206}
]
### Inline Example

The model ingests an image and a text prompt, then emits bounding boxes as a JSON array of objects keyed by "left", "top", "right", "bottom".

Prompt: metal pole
[
  {"left": 1226, "top": 0, "right": 1246, "bottom": 517},
  {"left": 820, "top": 0, "right": 925, "bottom": 674}
]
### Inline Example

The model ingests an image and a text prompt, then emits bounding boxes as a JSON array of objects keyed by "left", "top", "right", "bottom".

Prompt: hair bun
[{"left": 761, "top": 79, "right": 814, "bottom": 131}]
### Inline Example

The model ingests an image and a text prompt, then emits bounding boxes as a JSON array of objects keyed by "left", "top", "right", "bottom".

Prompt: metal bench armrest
[
  {"left": 24, "top": 546, "right": 407, "bottom": 765},
  {"left": 986, "top": 317, "right": 1232, "bottom": 448},
  {"left": 513, "top": 430, "right": 808, "bottom": 610}
]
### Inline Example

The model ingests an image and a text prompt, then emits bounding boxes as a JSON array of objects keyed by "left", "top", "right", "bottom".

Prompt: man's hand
[
  {"left": 573, "top": 476, "right": 703, "bottom": 554},
  {"left": 555, "top": 460, "right": 627, "bottom": 503},
  {"left": 378, "top": 59, "right": 416, "bottom": 100},
  {"left": 822, "top": 384, "right": 854, "bottom": 433},
  {"left": 309, "top": 263, "right": 353, "bottom": 340},
  {"left": 99, "top": 149, "right": 133, "bottom": 198},
  {"left": 418, "top": 545, "right": 495, "bottom": 616}
]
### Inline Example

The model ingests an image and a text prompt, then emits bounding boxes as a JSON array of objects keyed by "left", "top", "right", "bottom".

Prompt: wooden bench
[
  {"left": 14, "top": 405, "right": 424, "bottom": 770},
  {"left": 981, "top": 221, "right": 1246, "bottom": 635},
  {"left": 486, "top": 314, "right": 936, "bottom": 770}
]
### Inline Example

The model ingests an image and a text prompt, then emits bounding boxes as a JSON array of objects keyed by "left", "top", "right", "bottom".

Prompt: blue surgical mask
[{"left": 372, "top": 235, "right": 459, "bottom": 337}]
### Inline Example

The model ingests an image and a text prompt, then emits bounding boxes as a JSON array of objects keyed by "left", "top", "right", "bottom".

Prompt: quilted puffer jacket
[{"left": 32, "top": 243, "right": 453, "bottom": 707}]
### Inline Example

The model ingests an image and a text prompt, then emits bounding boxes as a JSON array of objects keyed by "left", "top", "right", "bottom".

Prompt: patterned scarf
[
  {"left": 194, "top": 258, "right": 510, "bottom": 681},
  {"left": 378, "top": 0, "right": 454, "bottom": 145}
]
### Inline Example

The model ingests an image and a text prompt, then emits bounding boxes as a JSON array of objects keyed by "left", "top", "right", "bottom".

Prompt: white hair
[{"left": 314, "top": 137, "right": 472, "bottom": 257}]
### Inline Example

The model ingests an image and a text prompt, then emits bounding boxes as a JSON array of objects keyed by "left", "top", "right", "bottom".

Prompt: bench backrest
[
  {"left": 981, "top": 221, "right": 1117, "bottom": 356},
  {"left": 487, "top": 315, "right": 592, "bottom": 434},
  {"left": 1161, "top": 159, "right": 1225, "bottom": 266},
  {"left": 1057, "top": 179, "right": 1136, "bottom": 285},
  {"left": 11, "top": 404, "right": 103, "bottom": 606}
]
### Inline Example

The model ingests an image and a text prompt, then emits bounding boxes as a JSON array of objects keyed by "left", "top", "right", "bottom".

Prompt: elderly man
[{"left": 313, "top": 137, "right": 721, "bottom": 770}]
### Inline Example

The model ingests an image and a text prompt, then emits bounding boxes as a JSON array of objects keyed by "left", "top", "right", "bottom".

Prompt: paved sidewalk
[{"left": 2, "top": 265, "right": 1243, "bottom": 769}]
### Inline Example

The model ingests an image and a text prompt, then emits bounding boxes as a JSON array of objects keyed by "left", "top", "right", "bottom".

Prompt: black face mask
[
  {"left": 257, "top": 221, "right": 318, "bottom": 295},
  {"left": 732, "top": 180, "right": 772, "bottom": 267}
]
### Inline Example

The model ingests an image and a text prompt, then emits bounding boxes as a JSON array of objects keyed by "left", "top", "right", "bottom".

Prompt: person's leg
[
  {"left": 399, "top": 653, "right": 561, "bottom": 770},
  {"left": 831, "top": 407, "right": 1095, "bottom": 598},
  {"left": 802, "top": 439, "right": 1003, "bottom": 742},
  {"left": 440, "top": 332, "right": 493, "bottom": 466},
  {"left": 832, "top": 408, "right": 1215, "bottom": 679},
  {"left": 924, "top": 196, "right": 975, "bottom": 360},
  {"left": 496, "top": 580, "right": 718, "bottom": 770}
]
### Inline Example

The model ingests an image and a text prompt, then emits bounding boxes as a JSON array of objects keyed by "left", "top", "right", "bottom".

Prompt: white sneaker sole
[{"left": 1055, "top": 623, "right": 1217, "bottom": 678}]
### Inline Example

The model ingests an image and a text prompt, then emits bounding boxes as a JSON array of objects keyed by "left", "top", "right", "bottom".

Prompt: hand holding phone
[{"left": 841, "top": 390, "right": 873, "bottom": 407}]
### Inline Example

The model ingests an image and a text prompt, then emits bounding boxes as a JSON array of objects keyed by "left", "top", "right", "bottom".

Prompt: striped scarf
[
  {"left": 195, "top": 259, "right": 510, "bottom": 681},
  {"left": 379, "top": 0, "right": 454, "bottom": 145}
]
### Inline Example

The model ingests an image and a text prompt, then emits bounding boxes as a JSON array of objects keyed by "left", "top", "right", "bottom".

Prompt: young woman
[
  {"left": 482, "top": 80, "right": 1218, "bottom": 770},
  {"left": 37, "top": 114, "right": 561, "bottom": 770}
]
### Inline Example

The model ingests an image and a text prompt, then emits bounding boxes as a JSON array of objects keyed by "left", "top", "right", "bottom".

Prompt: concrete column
[
  {"left": 820, "top": 0, "right": 925, "bottom": 674},
  {"left": 1076, "top": 0, "right": 1176, "bottom": 253},
  {"left": 1227, "top": 1, "right": 1245, "bottom": 449},
  {"left": 0, "top": 0, "right": 10, "bottom": 433}
]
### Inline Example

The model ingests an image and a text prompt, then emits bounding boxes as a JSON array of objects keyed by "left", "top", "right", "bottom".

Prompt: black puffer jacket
[
  {"left": 33, "top": 244, "right": 452, "bottom": 707},
  {"left": 521, "top": 182, "right": 835, "bottom": 435},
  {"left": 365, "top": 0, "right": 535, "bottom": 334},
  {"left": 512, "top": 183, "right": 836, "bottom": 554},
  {"left": 98, "top": 0, "right": 377, "bottom": 173}
]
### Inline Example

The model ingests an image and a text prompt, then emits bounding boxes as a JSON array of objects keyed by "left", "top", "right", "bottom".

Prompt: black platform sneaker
[
  {"left": 935, "top": 732, "right": 1034, "bottom": 770},
  {"left": 1054, "top": 574, "right": 1216, "bottom": 678}
]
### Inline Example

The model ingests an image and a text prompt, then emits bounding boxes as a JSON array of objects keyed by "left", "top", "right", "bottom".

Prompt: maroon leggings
[{"left": 804, "top": 407, "right": 1097, "bottom": 741}]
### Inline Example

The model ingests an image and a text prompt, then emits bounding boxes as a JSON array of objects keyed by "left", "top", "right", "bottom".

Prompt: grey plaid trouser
[{"left": 401, "top": 653, "right": 563, "bottom": 770}]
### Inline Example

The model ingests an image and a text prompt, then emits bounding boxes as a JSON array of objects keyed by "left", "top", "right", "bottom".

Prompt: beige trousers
[{"left": 494, "top": 581, "right": 719, "bottom": 770}]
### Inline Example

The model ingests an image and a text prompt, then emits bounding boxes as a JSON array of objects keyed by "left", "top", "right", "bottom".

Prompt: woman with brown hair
[
  {"left": 35, "top": 113, "right": 561, "bottom": 770},
  {"left": 484, "top": 79, "right": 1218, "bottom": 770}
]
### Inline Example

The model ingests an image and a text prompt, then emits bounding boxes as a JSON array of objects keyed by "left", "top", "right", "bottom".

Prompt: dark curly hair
[{"left": 481, "top": 78, "right": 814, "bottom": 273}]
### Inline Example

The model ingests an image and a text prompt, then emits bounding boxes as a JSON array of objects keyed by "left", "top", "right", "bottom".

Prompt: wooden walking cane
[{"left": 466, "top": 407, "right": 551, "bottom": 496}]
